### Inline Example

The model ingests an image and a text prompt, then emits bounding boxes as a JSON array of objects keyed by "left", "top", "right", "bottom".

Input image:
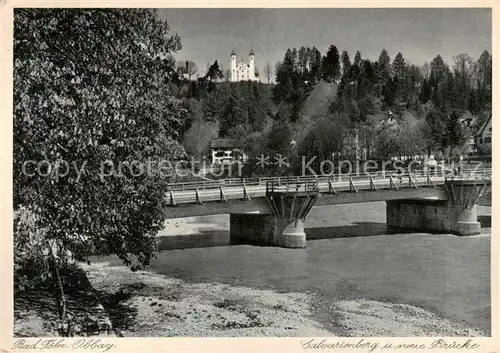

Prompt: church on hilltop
[{"left": 230, "top": 49, "right": 260, "bottom": 82}]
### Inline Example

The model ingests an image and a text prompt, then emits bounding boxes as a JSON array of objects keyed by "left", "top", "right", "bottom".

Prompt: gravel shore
[{"left": 81, "top": 262, "right": 486, "bottom": 337}]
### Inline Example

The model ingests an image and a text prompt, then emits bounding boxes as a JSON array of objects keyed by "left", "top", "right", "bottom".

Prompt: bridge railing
[
  {"left": 165, "top": 169, "right": 491, "bottom": 206},
  {"left": 167, "top": 171, "right": 409, "bottom": 191},
  {"left": 445, "top": 168, "right": 492, "bottom": 181},
  {"left": 166, "top": 169, "right": 491, "bottom": 192}
]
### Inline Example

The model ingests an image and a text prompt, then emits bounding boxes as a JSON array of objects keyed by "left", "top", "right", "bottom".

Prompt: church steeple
[{"left": 249, "top": 48, "right": 254, "bottom": 56}]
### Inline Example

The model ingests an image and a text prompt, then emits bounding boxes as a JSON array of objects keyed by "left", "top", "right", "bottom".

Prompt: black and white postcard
[{"left": 1, "top": 3, "right": 498, "bottom": 353}]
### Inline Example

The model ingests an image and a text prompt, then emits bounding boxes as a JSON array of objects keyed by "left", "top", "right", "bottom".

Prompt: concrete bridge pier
[
  {"left": 386, "top": 180, "right": 490, "bottom": 236},
  {"left": 230, "top": 214, "right": 309, "bottom": 248},
  {"left": 230, "top": 182, "right": 319, "bottom": 248}
]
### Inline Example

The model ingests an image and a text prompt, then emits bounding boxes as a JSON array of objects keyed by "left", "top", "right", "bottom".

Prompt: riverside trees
[{"left": 14, "top": 8, "right": 186, "bottom": 334}]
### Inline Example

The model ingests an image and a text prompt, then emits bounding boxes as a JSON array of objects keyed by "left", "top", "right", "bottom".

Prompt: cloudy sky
[{"left": 159, "top": 8, "right": 491, "bottom": 77}]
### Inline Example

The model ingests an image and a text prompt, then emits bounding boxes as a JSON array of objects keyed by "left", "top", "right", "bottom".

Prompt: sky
[{"left": 159, "top": 8, "right": 492, "bottom": 78}]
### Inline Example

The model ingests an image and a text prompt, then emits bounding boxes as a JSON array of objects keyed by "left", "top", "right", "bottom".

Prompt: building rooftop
[{"left": 476, "top": 113, "right": 492, "bottom": 136}]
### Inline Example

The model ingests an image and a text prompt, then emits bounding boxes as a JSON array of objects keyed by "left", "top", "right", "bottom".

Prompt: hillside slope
[
  {"left": 295, "top": 81, "right": 338, "bottom": 143},
  {"left": 302, "top": 81, "right": 338, "bottom": 119}
]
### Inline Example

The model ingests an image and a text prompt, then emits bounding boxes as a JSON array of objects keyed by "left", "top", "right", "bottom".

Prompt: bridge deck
[{"left": 163, "top": 170, "right": 490, "bottom": 218}]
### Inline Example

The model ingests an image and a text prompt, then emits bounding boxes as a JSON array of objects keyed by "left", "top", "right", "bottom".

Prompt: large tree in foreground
[{"left": 14, "top": 8, "right": 186, "bottom": 333}]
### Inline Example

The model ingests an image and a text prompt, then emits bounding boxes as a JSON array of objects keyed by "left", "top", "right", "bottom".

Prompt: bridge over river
[{"left": 164, "top": 169, "right": 491, "bottom": 248}]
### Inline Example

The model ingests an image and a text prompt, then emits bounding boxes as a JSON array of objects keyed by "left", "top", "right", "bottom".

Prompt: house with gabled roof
[{"left": 475, "top": 114, "right": 492, "bottom": 154}]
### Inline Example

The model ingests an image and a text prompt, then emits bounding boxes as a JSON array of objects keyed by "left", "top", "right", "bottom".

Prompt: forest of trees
[{"left": 172, "top": 43, "right": 491, "bottom": 175}]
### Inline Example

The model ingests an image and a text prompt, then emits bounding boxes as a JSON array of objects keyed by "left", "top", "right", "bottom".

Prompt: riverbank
[
  {"left": 81, "top": 261, "right": 485, "bottom": 337},
  {"left": 14, "top": 252, "right": 488, "bottom": 337}
]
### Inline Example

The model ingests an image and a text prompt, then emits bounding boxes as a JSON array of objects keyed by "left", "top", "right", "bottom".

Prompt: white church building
[{"left": 230, "top": 49, "right": 260, "bottom": 82}]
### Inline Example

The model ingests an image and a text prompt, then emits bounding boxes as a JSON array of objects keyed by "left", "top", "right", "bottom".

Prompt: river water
[{"left": 147, "top": 202, "right": 491, "bottom": 333}]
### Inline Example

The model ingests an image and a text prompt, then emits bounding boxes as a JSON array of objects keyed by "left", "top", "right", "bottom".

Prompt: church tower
[
  {"left": 249, "top": 49, "right": 255, "bottom": 81},
  {"left": 230, "top": 49, "right": 237, "bottom": 82}
]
